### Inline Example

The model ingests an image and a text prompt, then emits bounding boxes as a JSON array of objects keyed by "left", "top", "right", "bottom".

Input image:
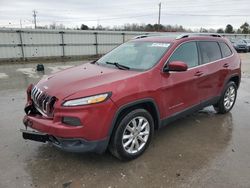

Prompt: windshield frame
[{"left": 95, "top": 41, "right": 172, "bottom": 72}]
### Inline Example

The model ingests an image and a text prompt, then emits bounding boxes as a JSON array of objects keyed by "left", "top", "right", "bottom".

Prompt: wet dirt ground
[{"left": 0, "top": 54, "right": 250, "bottom": 188}]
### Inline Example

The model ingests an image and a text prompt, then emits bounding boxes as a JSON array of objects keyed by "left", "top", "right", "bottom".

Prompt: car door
[
  {"left": 160, "top": 41, "right": 201, "bottom": 117},
  {"left": 216, "top": 42, "right": 234, "bottom": 94},
  {"left": 197, "top": 41, "right": 223, "bottom": 102}
]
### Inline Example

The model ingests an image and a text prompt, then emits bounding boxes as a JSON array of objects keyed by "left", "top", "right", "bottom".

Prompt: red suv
[{"left": 22, "top": 34, "right": 241, "bottom": 160}]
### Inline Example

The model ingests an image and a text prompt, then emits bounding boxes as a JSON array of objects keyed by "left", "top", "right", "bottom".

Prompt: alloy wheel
[
  {"left": 122, "top": 116, "right": 150, "bottom": 154},
  {"left": 224, "top": 86, "right": 236, "bottom": 110}
]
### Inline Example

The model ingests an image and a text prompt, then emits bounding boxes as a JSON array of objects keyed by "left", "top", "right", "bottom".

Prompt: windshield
[
  {"left": 96, "top": 41, "right": 171, "bottom": 71},
  {"left": 236, "top": 40, "right": 246, "bottom": 44}
]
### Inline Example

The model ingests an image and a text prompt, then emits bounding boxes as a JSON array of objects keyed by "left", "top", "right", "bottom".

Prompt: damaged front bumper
[
  {"left": 21, "top": 128, "right": 108, "bottom": 153},
  {"left": 22, "top": 93, "right": 115, "bottom": 154}
]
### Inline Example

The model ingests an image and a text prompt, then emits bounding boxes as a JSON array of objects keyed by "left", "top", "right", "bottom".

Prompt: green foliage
[
  {"left": 240, "top": 22, "right": 250, "bottom": 34},
  {"left": 77, "top": 23, "right": 250, "bottom": 34},
  {"left": 225, "top": 24, "right": 234, "bottom": 33},
  {"left": 80, "top": 24, "right": 89, "bottom": 30},
  {"left": 217, "top": 28, "right": 224, "bottom": 33}
]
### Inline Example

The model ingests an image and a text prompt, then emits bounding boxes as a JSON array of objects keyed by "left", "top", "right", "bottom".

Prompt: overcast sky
[{"left": 0, "top": 0, "right": 249, "bottom": 30}]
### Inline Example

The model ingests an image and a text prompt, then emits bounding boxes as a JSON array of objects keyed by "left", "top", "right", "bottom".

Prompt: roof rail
[
  {"left": 132, "top": 33, "right": 163, "bottom": 39},
  {"left": 176, "top": 33, "right": 222, "bottom": 39},
  {"left": 133, "top": 34, "right": 149, "bottom": 39}
]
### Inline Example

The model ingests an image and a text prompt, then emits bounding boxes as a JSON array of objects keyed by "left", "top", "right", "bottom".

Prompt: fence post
[
  {"left": 122, "top": 33, "right": 125, "bottom": 43},
  {"left": 94, "top": 32, "right": 98, "bottom": 56},
  {"left": 59, "top": 31, "right": 65, "bottom": 57},
  {"left": 17, "top": 30, "right": 25, "bottom": 61}
]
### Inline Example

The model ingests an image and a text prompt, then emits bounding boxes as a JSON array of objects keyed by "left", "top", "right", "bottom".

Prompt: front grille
[{"left": 31, "top": 86, "right": 56, "bottom": 117}]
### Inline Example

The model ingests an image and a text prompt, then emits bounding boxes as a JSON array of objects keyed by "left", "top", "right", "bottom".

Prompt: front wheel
[
  {"left": 109, "top": 109, "right": 154, "bottom": 161},
  {"left": 214, "top": 81, "right": 237, "bottom": 114}
]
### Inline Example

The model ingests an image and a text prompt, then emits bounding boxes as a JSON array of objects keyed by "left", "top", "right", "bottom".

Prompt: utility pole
[
  {"left": 158, "top": 2, "right": 161, "bottom": 31},
  {"left": 97, "top": 18, "right": 100, "bottom": 29},
  {"left": 20, "top": 19, "right": 22, "bottom": 28},
  {"left": 32, "top": 10, "right": 37, "bottom": 29}
]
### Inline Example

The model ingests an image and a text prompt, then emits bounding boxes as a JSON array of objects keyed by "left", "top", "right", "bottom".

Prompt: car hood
[
  {"left": 236, "top": 43, "right": 247, "bottom": 46},
  {"left": 36, "top": 63, "right": 140, "bottom": 99}
]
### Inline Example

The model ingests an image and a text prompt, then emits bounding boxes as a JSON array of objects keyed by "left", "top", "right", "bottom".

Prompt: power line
[
  {"left": 29, "top": 0, "right": 249, "bottom": 11},
  {"left": 164, "top": 13, "right": 250, "bottom": 17},
  {"left": 39, "top": 13, "right": 158, "bottom": 23},
  {"left": 7, "top": 10, "right": 249, "bottom": 26},
  {"left": 2, "top": 10, "right": 250, "bottom": 28},
  {"left": 46, "top": 12, "right": 250, "bottom": 23}
]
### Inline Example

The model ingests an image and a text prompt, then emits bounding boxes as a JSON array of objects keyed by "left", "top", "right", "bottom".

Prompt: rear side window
[
  {"left": 169, "top": 42, "right": 198, "bottom": 68},
  {"left": 198, "top": 41, "right": 222, "bottom": 64},
  {"left": 219, "top": 42, "right": 232, "bottom": 57}
]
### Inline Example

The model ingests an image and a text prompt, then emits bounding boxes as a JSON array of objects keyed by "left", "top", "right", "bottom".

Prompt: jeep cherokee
[{"left": 22, "top": 33, "right": 241, "bottom": 160}]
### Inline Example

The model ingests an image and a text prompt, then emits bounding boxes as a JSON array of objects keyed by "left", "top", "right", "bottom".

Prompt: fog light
[{"left": 62, "top": 117, "right": 81, "bottom": 126}]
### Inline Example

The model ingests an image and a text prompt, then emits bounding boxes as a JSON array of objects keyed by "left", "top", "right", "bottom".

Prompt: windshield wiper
[
  {"left": 90, "top": 59, "right": 99, "bottom": 64},
  {"left": 105, "top": 62, "right": 130, "bottom": 70}
]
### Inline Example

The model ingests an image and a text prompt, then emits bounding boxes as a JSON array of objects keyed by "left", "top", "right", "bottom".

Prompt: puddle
[
  {"left": 16, "top": 68, "right": 39, "bottom": 78},
  {"left": 0, "top": 73, "right": 8, "bottom": 79},
  {"left": 48, "top": 66, "right": 73, "bottom": 74}
]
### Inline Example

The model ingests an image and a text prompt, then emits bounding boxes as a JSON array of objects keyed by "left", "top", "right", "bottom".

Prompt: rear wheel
[
  {"left": 109, "top": 109, "right": 154, "bottom": 161},
  {"left": 214, "top": 81, "right": 237, "bottom": 114}
]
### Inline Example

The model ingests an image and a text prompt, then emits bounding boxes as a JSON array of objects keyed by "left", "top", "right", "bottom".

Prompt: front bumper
[
  {"left": 22, "top": 97, "right": 117, "bottom": 153},
  {"left": 235, "top": 46, "right": 248, "bottom": 51},
  {"left": 23, "top": 97, "right": 116, "bottom": 139},
  {"left": 21, "top": 129, "right": 108, "bottom": 153}
]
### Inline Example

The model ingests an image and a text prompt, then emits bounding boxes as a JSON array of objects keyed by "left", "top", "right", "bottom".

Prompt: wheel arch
[
  {"left": 222, "top": 74, "right": 240, "bottom": 93},
  {"left": 108, "top": 98, "right": 161, "bottom": 141},
  {"left": 228, "top": 75, "right": 240, "bottom": 89}
]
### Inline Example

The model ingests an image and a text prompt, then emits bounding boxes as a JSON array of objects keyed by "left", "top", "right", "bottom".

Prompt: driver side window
[{"left": 169, "top": 42, "right": 199, "bottom": 68}]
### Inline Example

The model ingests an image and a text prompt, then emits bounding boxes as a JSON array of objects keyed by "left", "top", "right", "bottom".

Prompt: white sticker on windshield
[{"left": 151, "top": 43, "right": 170, "bottom": 48}]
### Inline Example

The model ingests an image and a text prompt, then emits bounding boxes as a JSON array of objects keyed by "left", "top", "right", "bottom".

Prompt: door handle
[
  {"left": 194, "top": 71, "right": 203, "bottom": 77},
  {"left": 223, "top": 63, "right": 229, "bottom": 68}
]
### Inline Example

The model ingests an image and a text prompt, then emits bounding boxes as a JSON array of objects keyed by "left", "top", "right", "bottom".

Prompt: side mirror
[{"left": 164, "top": 61, "right": 188, "bottom": 72}]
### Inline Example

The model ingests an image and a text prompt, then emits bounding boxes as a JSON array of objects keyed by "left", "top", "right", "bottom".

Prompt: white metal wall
[{"left": 0, "top": 29, "right": 249, "bottom": 60}]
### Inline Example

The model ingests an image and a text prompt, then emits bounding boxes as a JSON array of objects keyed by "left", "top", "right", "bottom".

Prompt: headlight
[{"left": 63, "top": 93, "right": 110, "bottom": 107}]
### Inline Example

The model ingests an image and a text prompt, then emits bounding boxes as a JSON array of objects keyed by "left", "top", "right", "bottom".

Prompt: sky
[{"left": 0, "top": 0, "right": 249, "bottom": 30}]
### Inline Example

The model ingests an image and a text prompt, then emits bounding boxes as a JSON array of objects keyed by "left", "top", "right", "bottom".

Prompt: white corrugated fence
[{"left": 0, "top": 28, "right": 249, "bottom": 60}]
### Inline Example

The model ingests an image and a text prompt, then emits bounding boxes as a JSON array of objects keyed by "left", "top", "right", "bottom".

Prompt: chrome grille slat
[
  {"left": 35, "top": 89, "right": 41, "bottom": 101},
  {"left": 42, "top": 96, "right": 47, "bottom": 111},
  {"left": 36, "top": 91, "right": 43, "bottom": 101},
  {"left": 45, "top": 101, "right": 49, "bottom": 113},
  {"left": 34, "top": 89, "right": 39, "bottom": 101},
  {"left": 32, "top": 87, "right": 36, "bottom": 94},
  {"left": 32, "top": 87, "right": 37, "bottom": 100},
  {"left": 31, "top": 87, "right": 36, "bottom": 97}
]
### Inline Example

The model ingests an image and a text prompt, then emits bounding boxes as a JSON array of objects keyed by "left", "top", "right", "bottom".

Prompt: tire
[
  {"left": 109, "top": 109, "right": 154, "bottom": 161},
  {"left": 214, "top": 81, "right": 237, "bottom": 114}
]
